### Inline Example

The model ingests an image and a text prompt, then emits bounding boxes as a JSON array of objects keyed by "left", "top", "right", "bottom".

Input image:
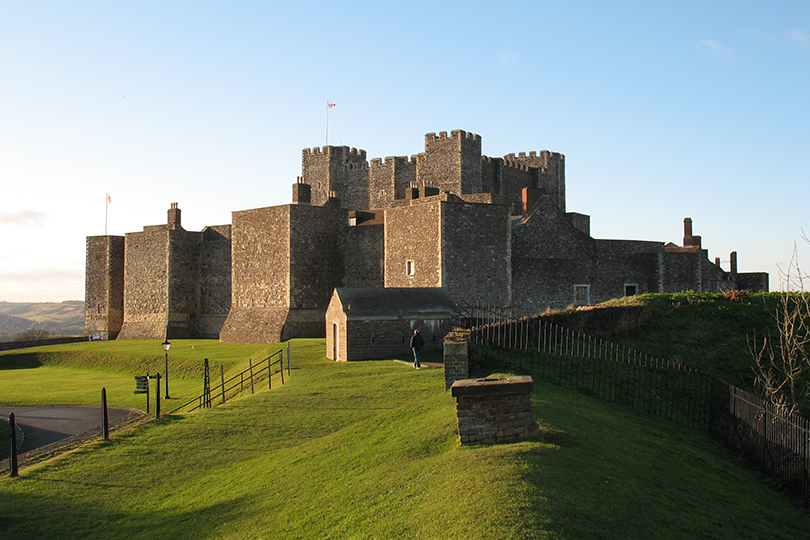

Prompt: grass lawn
[{"left": 0, "top": 338, "right": 808, "bottom": 539}]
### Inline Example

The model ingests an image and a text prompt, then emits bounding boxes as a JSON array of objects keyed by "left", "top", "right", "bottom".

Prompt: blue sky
[{"left": 1, "top": 1, "right": 808, "bottom": 301}]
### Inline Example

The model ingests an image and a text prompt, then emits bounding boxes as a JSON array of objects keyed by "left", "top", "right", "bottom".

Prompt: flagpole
[
  {"left": 325, "top": 101, "right": 329, "bottom": 146},
  {"left": 105, "top": 192, "right": 109, "bottom": 236}
]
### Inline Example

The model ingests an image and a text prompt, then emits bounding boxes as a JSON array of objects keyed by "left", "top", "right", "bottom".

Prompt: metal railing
[{"left": 170, "top": 349, "right": 289, "bottom": 414}]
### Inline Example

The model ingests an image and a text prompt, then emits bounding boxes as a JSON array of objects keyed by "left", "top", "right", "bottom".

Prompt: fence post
[
  {"left": 155, "top": 374, "right": 161, "bottom": 419},
  {"left": 203, "top": 359, "right": 211, "bottom": 408},
  {"left": 280, "top": 351, "right": 285, "bottom": 385},
  {"left": 8, "top": 413, "right": 18, "bottom": 477},
  {"left": 220, "top": 365, "right": 226, "bottom": 405},
  {"left": 101, "top": 387, "right": 109, "bottom": 441},
  {"left": 249, "top": 359, "right": 254, "bottom": 394}
]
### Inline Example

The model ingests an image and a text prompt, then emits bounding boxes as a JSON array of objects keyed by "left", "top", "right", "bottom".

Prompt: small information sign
[{"left": 134, "top": 376, "right": 149, "bottom": 394}]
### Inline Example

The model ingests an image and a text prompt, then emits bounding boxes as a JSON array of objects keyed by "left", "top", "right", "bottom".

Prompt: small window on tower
[
  {"left": 406, "top": 260, "right": 415, "bottom": 276},
  {"left": 624, "top": 284, "right": 638, "bottom": 297},
  {"left": 574, "top": 284, "right": 590, "bottom": 305}
]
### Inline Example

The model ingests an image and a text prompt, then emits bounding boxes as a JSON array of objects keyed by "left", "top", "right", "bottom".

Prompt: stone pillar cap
[{"left": 450, "top": 375, "right": 533, "bottom": 397}]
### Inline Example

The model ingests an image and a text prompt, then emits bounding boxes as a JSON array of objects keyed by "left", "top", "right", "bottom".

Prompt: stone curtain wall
[
  {"left": 289, "top": 204, "right": 347, "bottom": 310},
  {"left": 345, "top": 224, "right": 384, "bottom": 288},
  {"left": 198, "top": 225, "right": 232, "bottom": 338},
  {"left": 384, "top": 201, "right": 442, "bottom": 289},
  {"left": 451, "top": 376, "right": 540, "bottom": 446},
  {"left": 220, "top": 206, "right": 292, "bottom": 343},
  {"left": 441, "top": 199, "right": 512, "bottom": 308},
  {"left": 221, "top": 204, "right": 347, "bottom": 343},
  {"left": 167, "top": 229, "right": 202, "bottom": 338},
  {"left": 118, "top": 228, "right": 171, "bottom": 339},
  {"left": 84, "top": 235, "right": 124, "bottom": 339}
]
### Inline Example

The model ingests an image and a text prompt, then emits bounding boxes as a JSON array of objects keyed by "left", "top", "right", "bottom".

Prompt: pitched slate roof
[{"left": 333, "top": 287, "right": 457, "bottom": 320}]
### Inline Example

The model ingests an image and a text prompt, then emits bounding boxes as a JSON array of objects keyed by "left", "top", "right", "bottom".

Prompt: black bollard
[
  {"left": 9, "top": 413, "right": 18, "bottom": 477},
  {"left": 101, "top": 387, "right": 109, "bottom": 441},
  {"left": 155, "top": 373, "right": 161, "bottom": 419}
]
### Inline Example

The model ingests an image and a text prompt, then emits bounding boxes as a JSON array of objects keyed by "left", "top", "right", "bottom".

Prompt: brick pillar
[
  {"left": 443, "top": 340, "right": 469, "bottom": 390},
  {"left": 450, "top": 376, "right": 540, "bottom": 446}
]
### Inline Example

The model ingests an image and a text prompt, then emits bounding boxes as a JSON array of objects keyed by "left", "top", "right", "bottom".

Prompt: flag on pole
[
  {"left": 327, "top": 102, "right": 335, "bottom": 109},
  {"left": 107, "top": 194, "right": 112, "bottom": 204}
]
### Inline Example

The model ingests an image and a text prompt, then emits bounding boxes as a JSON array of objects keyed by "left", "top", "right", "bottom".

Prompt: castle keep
[{"left": 85, "top": 129, "right": 769, "bottom": 347}]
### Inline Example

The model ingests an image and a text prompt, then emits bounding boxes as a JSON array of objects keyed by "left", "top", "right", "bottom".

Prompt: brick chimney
[
  {"left": 168, "top": 203, "right": 181, "bottom": 228},
  {"left": 683, "top": 217, "right": 701, "bottom": 248},
  {"left": 293, "top": 179, "right": 311, "bottom": 205}
]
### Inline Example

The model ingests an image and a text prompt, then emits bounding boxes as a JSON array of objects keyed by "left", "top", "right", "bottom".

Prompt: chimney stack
[
  {"left": 168, "top": 203, "right": 181, "bottom": 228},
  {"left": 683, "top": 217, "right": 701, "bottom": 248},
  {"left": 292, "top": 179, "right": 311, "bottom": 205}
]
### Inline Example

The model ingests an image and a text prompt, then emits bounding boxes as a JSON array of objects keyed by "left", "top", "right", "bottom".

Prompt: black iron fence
[
  {"left": 170, "top": 349, "right": 288, "bottom": 414},
  {"left": 467, "top": 311, "right": 711, "bottom": 430},
  {"left": 463, "top": 306, "right": 810, "bottom": 506},
  {"left": 710, "top": 379, "right": 810, "bottom": 504}
]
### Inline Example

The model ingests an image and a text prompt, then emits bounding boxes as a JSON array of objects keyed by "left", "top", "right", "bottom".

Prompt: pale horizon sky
[{"left": 2, "top": 1, "right": 808, "bottom": 302}]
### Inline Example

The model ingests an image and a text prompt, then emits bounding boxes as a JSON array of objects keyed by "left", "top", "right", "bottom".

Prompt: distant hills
[{"left": 0, "top": 301, "right": 84, "bottom": 342}]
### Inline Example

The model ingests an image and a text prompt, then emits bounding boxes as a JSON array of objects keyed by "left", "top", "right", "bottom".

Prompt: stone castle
[{"left": 85, "top": 129, "right": 768, "bottom": 343}]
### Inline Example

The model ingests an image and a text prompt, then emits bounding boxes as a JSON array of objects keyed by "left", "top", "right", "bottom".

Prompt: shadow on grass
[
  {"left": 0, "top": 352, "right": 43, "bottom": 370},
  {"left": 0, "top": 489, "right": 261, "bottom": 540}
]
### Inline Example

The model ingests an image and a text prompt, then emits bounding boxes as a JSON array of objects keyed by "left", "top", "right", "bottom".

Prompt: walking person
[{"left": 410, "top": 329, "right": 424, "bottom": 369}]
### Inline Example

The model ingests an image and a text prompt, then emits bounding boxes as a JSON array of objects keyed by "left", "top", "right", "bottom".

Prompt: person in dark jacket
[{"left": 410, "top": 329, "right": 424, "bottom": 369}]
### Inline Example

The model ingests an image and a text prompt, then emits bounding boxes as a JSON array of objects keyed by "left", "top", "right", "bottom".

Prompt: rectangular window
[
  {"left": 574, "top": 284, "right": 589, "bottom": 305},
  {"left": 624, "top": 284, "right": 638, "bottom": 297},
  {"left": 406, "top": 260, "right": 415, "bottom": 276}
]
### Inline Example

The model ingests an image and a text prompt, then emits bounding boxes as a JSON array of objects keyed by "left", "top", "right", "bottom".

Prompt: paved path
[{"left": 0, "top": 406, "right": 132, "bottom": 454}]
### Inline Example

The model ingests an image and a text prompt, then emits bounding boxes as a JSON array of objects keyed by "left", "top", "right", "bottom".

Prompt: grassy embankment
[
  {"left": 1, "top": 335, "right": 808, "bottom": 538},
  {"left": 596, "top": 291, "right": 783, "bottom": 389}
]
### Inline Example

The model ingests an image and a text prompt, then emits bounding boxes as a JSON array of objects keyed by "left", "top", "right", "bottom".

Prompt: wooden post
[
  {"left": 220, "top": 365, "right": 225, "bottom": 405},
  {"left": 101, "top": 387, "right": 109, "bottom": 441},
  {"left": 8, "top": 413, "right": 18, "bottom": 477},
  {"left": 203, "top": 359, "right": 211, "bottom": 408},
  {"left": 249, "top": 359, "right": 254, "bottom": 394}
]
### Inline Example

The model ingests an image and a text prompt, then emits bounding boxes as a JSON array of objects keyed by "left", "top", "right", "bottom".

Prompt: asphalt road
[{"left": 0, "top": 406, "right": 132, "bottom": 454}]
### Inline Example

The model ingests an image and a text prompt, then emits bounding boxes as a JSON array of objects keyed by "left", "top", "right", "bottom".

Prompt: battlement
[
  {"left": 501, "top": 158, "right": 531, "bottom": 172},
  {"left": 504, "top": 150, "right": 565, "bottom": 169},
  {"left": 370, "top": 155, "right": 415, "bottom": 167},
  {"left": 425, "top": 130, "right": 481, "bottom": 143},
  {"left": 302, "top": 146, "right": 368, "bottom": 161}
]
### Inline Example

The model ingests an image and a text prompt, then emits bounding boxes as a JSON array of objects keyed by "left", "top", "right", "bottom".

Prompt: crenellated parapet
[{"left": 299, "top": 130, "right": 562, "bottom": 213}]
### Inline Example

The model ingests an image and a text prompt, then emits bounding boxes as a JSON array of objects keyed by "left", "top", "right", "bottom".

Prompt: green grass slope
[
  {"left": 597, "top": 292, "right": 782, "bottom": 389},
  {"left": 1, "top": 339, "right": 808, "bottom": 539}
]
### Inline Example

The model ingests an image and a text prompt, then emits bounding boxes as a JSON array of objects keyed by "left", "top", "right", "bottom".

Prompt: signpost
[{"left": 135, "top": 375, "right": 149, "bottom": 414}]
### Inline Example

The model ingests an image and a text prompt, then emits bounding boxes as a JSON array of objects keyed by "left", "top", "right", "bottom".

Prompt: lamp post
[{"left": 162, "top": 339, "right": 171, "bottom": 399}]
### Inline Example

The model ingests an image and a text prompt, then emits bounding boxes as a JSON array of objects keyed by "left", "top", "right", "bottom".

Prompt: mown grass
[
  {"left": 1, "top": 338, "right": 809, "bottom": 538},
  {"left": 0, "top": 340, "right": 278, "bottom": 409}
]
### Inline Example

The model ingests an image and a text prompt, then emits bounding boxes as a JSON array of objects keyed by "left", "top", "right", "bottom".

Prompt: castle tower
[
  {"left": 302, "top": 145, "right": 368, "bottom": 209},
  {"left": 117, "top": 203, "right": 202, "bottom": 340},
  {"left": 505, "top": 151, "right": 565, "bottom": 213},
  {"left": 84, "top": 235, "right": 125, "bottom": 339},
  {"left": 417, "top": 130, "right": 482, "bottom": 196}
]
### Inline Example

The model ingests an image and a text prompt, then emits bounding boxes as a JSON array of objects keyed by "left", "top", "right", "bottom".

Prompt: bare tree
[
  {"left": 13, "top": 328, "right": 51, "bottom": 342},
  {"left": 750, "top": 242, "right": 810, "bottom": 417}
]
